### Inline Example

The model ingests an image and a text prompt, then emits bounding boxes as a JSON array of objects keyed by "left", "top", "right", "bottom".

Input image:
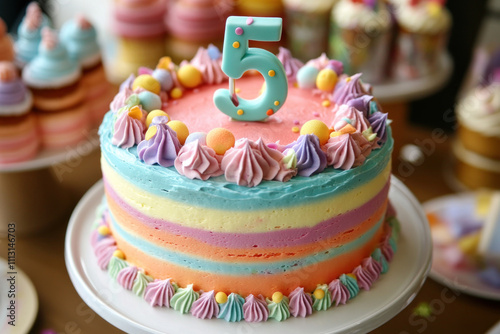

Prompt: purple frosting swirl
[
  {"left": 362, "top": 257, "right": 382, "bottom": 282},
  {"left": 332, "top": 73, "right": 370, "bottom": 105},
  {"left": 243, "top": 294, "right": 269, "bottom": 322},
  {"left": 112, "top": 112, "right": 145, "bottom": 148},
  {"left": 285, "top": 134, "right": 326, "bottom": 176},
  {"left": 144, "top": 279, "right": 176, "bottom": 307},
  {"left": 328, "top": 279, "right": 350, "bottom": 306},
  {"left": 94, "top": 238, "right": 117, "bottom": 270},
  {"left": 277, "top": 47, "right": 304, "bottom": 83},
  {"left": 138, "top": 118, "right": 181, "bottom": 167},
  {"left": 345, "top": 95, "right": 374, "bottom": 116},
  {"left": 0, "top": 79, "right": 28, "bottom": 105},
  {"left": 191, "top": 290, "right": 219, "bottom": 319},
  {"left": 368, "top": 111, "right": 388, "bottom": 144},
  {"left": 288, "top": 287, "right": 313, "bottom": 318},
  {"left": 382, "top": 235, "right": 394, "bottom": 262},
  {"left": 117, "top": 266, "right": 138, "bottom": 290},
  {"left": 353, "top": 265, "right": 374, "bottom": 291}
]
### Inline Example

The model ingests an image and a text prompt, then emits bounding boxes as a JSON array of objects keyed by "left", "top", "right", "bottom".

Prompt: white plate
[
  {"left": 0, "top": 258, "right": 38, "bottom": 334},
  {"left": 424, "top": 193, "right": 500, "bottom": 301},
  {"left": 0, "top": 130, "right": 99, "bottom": 173},
  {"left": 373, "top": 53, "right": 453, "bottom": 103},
  {"left": 65, "top": 177, "right": 432, "bottom": 334},
  {"left": 487, "top": 320, "right": 500, "bottom": 334}
]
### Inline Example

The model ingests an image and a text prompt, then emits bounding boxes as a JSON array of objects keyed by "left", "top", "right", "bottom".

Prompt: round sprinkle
[
  {"left": 215, "top": 291, "right": 228, "bottom": 304},
  {"left": 313, "top": 288, "right": 325, "bottom": 300},
  {"left": 292, "top": 126, "right": 300, "bottom": 133},
  {"left": 168, "top": 120, "right": 189, "bottom": 145},
  {"left": 235, "top": 27, "right": 243, "bottom": 35},
  {"left": 274, "top": 100, "right": 280, "bottom": 106},
  {"left": 313, "top": 112, "right": 320, "bottom": 117},
  {"left": 266, "top": 109, "right": 274, "bottom": 116},
  {"left": 322, "top": 100, "right": 331, "bottom": 107},
  {"left": 237, "top": 109, "right": 244, "bottom": 115},
  {"left": 300, "top": 120, "right": 330, "bottom": 145},
  {"left": 232, "top": 41, "right": 240, "bottom": 48},
  {"left": 293, "top": 120, "right": 300, "bottom": 125},
  {"left": 170, "top": 87, "right": 182, "bottom": 99},
  {"left": 97, "top": 225, "right": 110, "bottom": 236},
  {"left": 146, "top": 110, "right": 170, "bottom": 127},
  {"left": 206, "top": 128, "right": 235, "bottom": 155},
  {"left": 246, "top": 17, "right": 254, "bottom": 25},
  {"left": 235, "top": 88, "right": 241, "bottom": 93},
  {"left": 145, "top": 125, "right": 158, "bottom": 140},
  {"left": 272, "top": 291, "right": 284, "bottom": 303},
  {"left": 268, "top": 70, "right": 275, "bottom": 77},
  {"left": 113, "top": 250, "right": 125, "bottom": 259}
]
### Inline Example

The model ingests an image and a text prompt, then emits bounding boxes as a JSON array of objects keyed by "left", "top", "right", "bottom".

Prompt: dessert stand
[
  {"left": 0, "top": 132, "right": 99, "bottom": 235},
  {"left": 65, "top": 176, "right": 432, "bottom": 334}
]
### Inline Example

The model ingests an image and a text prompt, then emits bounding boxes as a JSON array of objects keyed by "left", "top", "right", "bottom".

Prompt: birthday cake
[{"left": 93, "top": 17, "right": 398, "bottom": 322}]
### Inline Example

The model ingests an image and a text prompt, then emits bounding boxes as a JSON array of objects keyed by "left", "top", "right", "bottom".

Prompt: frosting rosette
[
  {"left": 117, "top": 266, "right": 138, "bottom": 290},
  {"left": 108, "top": 256, "right": 127, "bottom": 280},
  {"left": 340, "top": 274, "right": 359, "bottom": 299},
  {"left": 191, "top": 290, "right": 219, "bottom": 319},
  {"left": 243, "top": 294, "right": 269, "bottom": 322},
  {"left": 112, "top": 111, "right": 145, "bottom": 149},
  {"left": 174, "top": 140, "right": 223, "bottom": 180},
  {"left": 132, "top": 271, "right": 153, "bottom": 296},
  {"left": 368, "top": 111, "right": 388, "bottom": 144},
  {"left": 331, "top": 104, "right": 370, "bottom": 133},
  {"left": 170, "top": 284, "right": 199, "bottom": 314},
  {"left": 137, "top": 116, "right": 181, "bottom": 167},
  {"left": 285, "top": 134, "right": 327, "bottom": 176},
  {"left": 217, "top": 293, "right": 245, "bottom": 322},
  {"left": 144, "top": 279, "right": 177, "bottom": 307},
  {"left": 94, "top": 238, "right": 117, "bottom": 270},
  {"left": 312, "top": 284, "right": 331, "bottom": 311},
  {"left": 189, "top": 45, "right": 225, "bottom": 85},
  {"left": 372, "top": 248, "right": 389, "bottom": 274},
  {"left": 267, "top": 295, "right": 290, "bottom": 322},
  {"left": 288, "top": 287, "right": 313, "bottom": 318},
  {"left": 324, "top": 133, "right": 363, "bottom": 170},
  {"left": 332, "top": 73, "right": 371, "bottom": 105},
  {"left": 353, "top": 264, "right": 375, "bottom": 291},
  {"left": 328, "top": 279, "right": 350, "bottom": 306},
  {"left": 277, "top": 47, "right": 304, "bottom": 83}
]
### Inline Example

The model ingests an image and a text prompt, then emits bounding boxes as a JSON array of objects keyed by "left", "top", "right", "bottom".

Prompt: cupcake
[
  {"left": 0, "top": 18, "right": 14, "bottom": 62},
  {"left": 329, "top": 0, "right": 392, "bottom": 83},
  {"left": 110, "top": 0, "right": 167, "bottom": 84},
  {"left": 283, "top": 0, "right": 337, "bottom": 61},
  {"left": 14, "top": 2, "right": 51, "bottom": 68},
  {"left": 392, "top": 0, "right": 452, "bottom": 80},
  {"left": 60, "top": 15, "right": 116, "bottom": 125},
  {"left": 165, "top": 0, "right": 231, "bottom": 63},
  {"left": 0, "top": 62, "right": 39, "bottom": 164},
  {"left": 22, "top": 28, "right": 89, "bottom": 149}
]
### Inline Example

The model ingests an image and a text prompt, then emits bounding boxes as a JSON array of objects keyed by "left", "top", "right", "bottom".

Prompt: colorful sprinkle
[
  {"left": 97, "top": 226, "right": 110, "bottom": 236},
  {"left": 268, "top": 70, "right": 275, "bottom": 77},
  {"left": 313, "top": 112, "right": 320, "bottom": 117},
  {"left": 293, "top": 120, "right": 300, "bottom": 125},
  {"left": 274, "top": 100, "right": 280, "bottom": 106},
  {"left": 246, "top": 17, "right": 254, "bottom": 25},
  {"left": 266, "top": 109, "right": 274, "bottom": 116},
  {"left": 113, "top": 250, "right": 125, "bottom": 259},
  {"left": 235, "top": 27, "right": 243, "bottom": 35},
  {"left": 292, "top": 126, "right": 300, "bottom": 133},
  {"left": 237, "top": 109, "right": 244, "bottom": 115},
  {"left": 216, "top": 291, "right": 228, "bottom": 304},
  {"left": 322, "top": 100, "right": 331, "bottom": 107},
  {"left": 171, "top": 87, "right": 182, "bottom": 99},
  {"left": 233, "top": 41, "right": 240, "bottom": 48},
  {"left": 272, "top": 291, "right": 284, "bottom": 303},
  {"left": 235, "top": 88, "right": 241, "bottom": 93}
]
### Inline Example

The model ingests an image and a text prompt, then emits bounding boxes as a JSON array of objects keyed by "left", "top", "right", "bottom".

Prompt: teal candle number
[{"left": 214, "top": 16, "right": 288, "bottom": 122}]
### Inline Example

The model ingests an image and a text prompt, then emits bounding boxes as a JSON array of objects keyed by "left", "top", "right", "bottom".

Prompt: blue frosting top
[
  {"left": 60, "top": 18, "right": 100, "bottom": 67},
  {"left": 14, "top": 14, "right": 51, "bottom": 65}
]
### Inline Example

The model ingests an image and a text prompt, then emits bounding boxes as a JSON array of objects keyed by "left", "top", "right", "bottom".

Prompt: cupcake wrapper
[
  {"left": 329, "top": 23, "right": 391, "bottom": 83},
  {"left": 392, "top": 28, "right": 448, "bottom": 80}
]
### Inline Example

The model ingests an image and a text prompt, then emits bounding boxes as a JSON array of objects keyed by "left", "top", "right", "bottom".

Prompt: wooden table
[{"left": 1, "top": 118, "right": 500, "bottom": 334}]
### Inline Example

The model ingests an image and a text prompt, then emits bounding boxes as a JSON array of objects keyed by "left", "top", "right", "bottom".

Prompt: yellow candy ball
[
  {"left": 146, "top": 110, "right": 170, "bottom": 127},
  {"left": 300, "top": 120, "right": 330, "bottom": 145},
  {"left": 113, "top": 250, "right": 125, "bottom": 259},
  {"left": 313, "top": 288, "right": 325, "bottom": 300},
  {"left": 215, "top": 291, "right": 228, "bottom": 304},
  {"left": 97, "top": 225, "right": 110, "bottom": 236},
  {"left": 132, "top": 74, "right": 161, "bottom": 95},
  {"left": 272, "top": 291, "right": 284, "bottom": 303},
  {"left": 177, "top": 64, "right": 203, "bottom": 89},
  {"left": 206, "top": 128, "right": 235, "bottom": 155},
  {"left": 168, "top": 120, "right": 189, "bottom": 145},
  {"left": 316, "top": 68, "right": 338, "bottom": 92},
  {"left": 171, "top": 87, "right": 183, "bottom": 99}
]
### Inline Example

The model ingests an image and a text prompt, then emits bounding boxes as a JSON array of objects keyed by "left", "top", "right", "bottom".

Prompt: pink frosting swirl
[
  {"left": 144, "top": 278, "right": 176, "bottom": 307},
  {"left": 25, "top": 2, "right": 43, "bottom": 31},
  {"left": 331, "top": 105, "right": 370, "bottom": 133},
  {"left": 305, "top": 53, "right": 330, "bottom": 70},
  {"left": 277, "top": 47, "right": 304, "bottom": 83},
  {"left": 112, "top": 111, "right": 146, "bottom": 148},
  {"left": 324, "top": 134, "right": 362, "bottom": 170},
  {"left": 382, "top": 235, "right": 394, "bottom": 262},
  {"left": 174, "top": 140, "right": 223, "bottom": 180},
  {"left": 221, "top": 139, "right": 269, "bottom": 187},
  {"left": 94, "top": 238, "right": 117, "bottom": 270},
  {"left": 288, "top": 287, "right": 313, "bottom": 318},
  {"left": 274, "top": 163, "right": 298, "bottom": 182},
  {"left": 352, "top": 132, "right": 374, "bottom": 165},
  {"left": 254, "top": 138, "right": 283, "bottom": 180},
  {"left": 362, "top": 256, "right": 382, "bottom": 282},
  {"left": 189, "top": 46, "right": 226, "bottom": 85},
  {"left": 243, "top": 294, "right": 269, "bottom": 322},
  {"left": 353, "top": 265, "right": 374, "bottom": 291},
  {"left": 191, "top": 290, "right": 219, "bottom": 319},
  {"left": 110, "top": 87, "right": 133, "bottom": 112},
  {"left": 328, "top": 279, "right": 350, "bottom": 306},
  {"left": 117, "top": 266, "right": 138, "bottom": 290}
]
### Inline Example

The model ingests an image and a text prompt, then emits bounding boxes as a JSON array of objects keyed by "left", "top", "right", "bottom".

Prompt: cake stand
[
  {"left": 0, "top": 132, "right": 99, "bottom": 235},
  {"left": 65, "top": 177, "right": 432, "bottom": 334}
]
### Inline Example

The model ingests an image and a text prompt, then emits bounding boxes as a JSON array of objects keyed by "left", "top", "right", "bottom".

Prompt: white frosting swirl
[
  {"left": 333, "top": 0, "right": 391, "bottom": 33},
  {"left": 395, "top": 1, "right": 451, "bottom": 34}
]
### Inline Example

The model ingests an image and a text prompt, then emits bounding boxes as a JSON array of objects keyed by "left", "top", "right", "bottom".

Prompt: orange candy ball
[{"left": 206, "top": 128, "right": 235, "bottom": 155}]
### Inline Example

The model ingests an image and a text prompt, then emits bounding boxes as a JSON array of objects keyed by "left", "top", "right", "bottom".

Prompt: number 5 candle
[{"left": 214, "top": 16, "right": 288, "bottom": 122}]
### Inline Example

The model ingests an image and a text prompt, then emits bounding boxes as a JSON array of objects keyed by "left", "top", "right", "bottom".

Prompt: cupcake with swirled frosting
[
  {"left": 0, "top": 62, "right": 39, "bottom": 164},
  {"left": 60, "top": 15, "right": 116, "bottom": 125},
  {"left": 0, "top": 18, "right": 14, "bottom": 62},
  {"left": 22, "top": 27, "right": 89, "bottom": 149}
]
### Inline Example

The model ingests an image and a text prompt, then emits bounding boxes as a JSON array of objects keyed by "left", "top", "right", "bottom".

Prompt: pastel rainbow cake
[{"left": 92, "top": 44, "right": 399, "bottom": 321}]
